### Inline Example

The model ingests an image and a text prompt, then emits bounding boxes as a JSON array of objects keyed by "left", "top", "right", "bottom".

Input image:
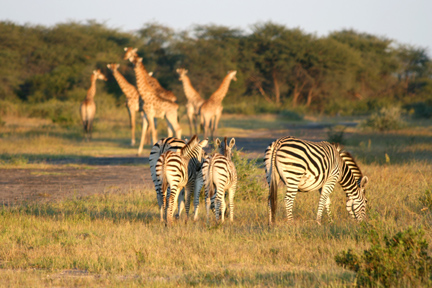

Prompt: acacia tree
[
  {"left": 173, "top": 25, "right": 243, "bottom": 100},
  {"left": 396, "top": 45, "right": 431, "bottom": 96},
  {"left": 330, "top": 30, "right": 399, "bottom": 100},
  {"left": 248, "top": 22, "right": 308, "bottom": 104}
]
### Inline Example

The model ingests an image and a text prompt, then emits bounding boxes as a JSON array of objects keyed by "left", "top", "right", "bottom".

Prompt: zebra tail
[
  {"left": 160, "top": 157, "right": 168, "bottom": 202},
  {"left": 208, "top": 159, "right": 215, "bottom": 199},
  {"left": 269, "top": 145, "right": 278, "bottom": 223}
]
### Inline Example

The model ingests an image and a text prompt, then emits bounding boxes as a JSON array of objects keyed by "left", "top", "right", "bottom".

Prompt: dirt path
[{"left": 0, "top": 123, "right": 340, "bottom": 205}]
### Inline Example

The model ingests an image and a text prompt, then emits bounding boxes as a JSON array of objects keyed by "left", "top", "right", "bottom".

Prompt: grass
[{"left": 1, "top": 110, "right": 432, "bottom": 286}]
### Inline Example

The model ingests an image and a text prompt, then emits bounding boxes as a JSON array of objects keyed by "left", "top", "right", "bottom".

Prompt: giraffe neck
[
  {"left": 111, "top": 69, "right": 140, "bottom": 100},
  {"left": 86, "top": 74, "right": 98, "bottom": 100},
  {"left": 181, "top": 75, "right": 200, "bottom": 101},
  {"left": 209, "top": 74, "right": 234, "bottom": 103},
  {"left": 134, "top": 61, "right": 156, "bottom": 102}
]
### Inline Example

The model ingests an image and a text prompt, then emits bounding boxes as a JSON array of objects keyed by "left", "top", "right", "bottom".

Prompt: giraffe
[
  {"left": 199, "top": 70, "right": 237, "bottom": 138},
  {"left": 107, "top": 63, "right": 145, "bottom": 146},
  {"left": 176, "top": 68, "right": 205, "bottom": 136},
  {"left": 124, "top": 48, "right": 182, "bottom": 156},
  {"left": 124, "top": 47, "right": 177, "bottom": 103},
  {"left": 80, "top": 69, "right": 107, "bottom": 141}
]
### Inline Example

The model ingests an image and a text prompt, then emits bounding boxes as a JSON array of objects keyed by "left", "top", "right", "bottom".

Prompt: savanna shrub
[
  {"left": 231, "top": 148, "right": 265, "bottom": 201},
  {"left": 278, "top": 109, "right": 303, "bottom": 121},
  {"left": 335, "top": 227, "right": 432, "bottom": 287},
  {"left": 28, "top": 100, "right": 78, "bottom": 127},
  {"left": 361, "top": 106, "right": 407, "bottom": 131},
  {"left": 406, "top": 101, "right": 432, "bottom": 119},
  {"left": 419, "top": 188, "right": 432, "bottom": 211},
  {"left": 327, "top": 125, "right": 346, "bottom": 145}
]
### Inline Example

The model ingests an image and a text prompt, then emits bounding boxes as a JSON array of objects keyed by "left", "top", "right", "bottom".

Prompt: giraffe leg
[
  {"left": 186, "top": 105, "right": 194, "bottom": 136},
  {"left": 137, "top": 113, "right": 149, "bottom": 156},
  {"left": 147, "top": 116, "right": 158, "bottom": 146},
  {"left": 166, "top": 111, "right": 182, "bottom": 139},
  {"left": 213, "top": 108, "right": 223, "bottom": 138},
  {"left": 127, "top": 107, "right": 136, "bottom": 146}
]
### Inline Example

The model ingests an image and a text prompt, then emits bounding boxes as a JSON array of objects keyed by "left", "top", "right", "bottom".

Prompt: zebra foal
[
  {"left": 155, "top": 135, "right": 208, "bottom": 225},
  {"left": 264, "top": 136, "right": 368, "bottom": 225},
  {"left": 202, "top": 137, "right": 237, "bottom": 223}
]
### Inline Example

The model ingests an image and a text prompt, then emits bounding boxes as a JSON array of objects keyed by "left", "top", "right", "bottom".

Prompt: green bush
[
  {"left": 231, "top": 148, "right": 265, "bottom": 201},
  {"left": 28, "top": 99, "right": 79, "bottom": 127},
  {"left": 361, "top": 106, "right": 407, "bottom": 131},
  {"left": 406, "top": 102, "right": 432, "bottom": 119},
  {"left": 327, "top": 125, "right": 346, "bottom": 145},
  {"left": 419, "top": 188, "right": 432, "bottom": 211},
  {"left": 278, "top": 109, "right": 303, "bottom": 121},
  {"left": 335, "top": 226, "right": 432, "bottom": 287}
]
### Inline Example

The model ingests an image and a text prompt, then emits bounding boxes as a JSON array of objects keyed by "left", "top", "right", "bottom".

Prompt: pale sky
[{"left": 2, "top": 0, "right": 431, "bottom": 54}]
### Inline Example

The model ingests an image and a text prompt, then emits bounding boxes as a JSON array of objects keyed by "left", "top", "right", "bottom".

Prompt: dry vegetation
[{"left": 1, "top": 112, "right": 432, "bottom": 287}]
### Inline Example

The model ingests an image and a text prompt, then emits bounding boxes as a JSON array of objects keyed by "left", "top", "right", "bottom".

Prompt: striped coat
[{"left": 264, "top": 136, "right": 368, "bottom": 225}]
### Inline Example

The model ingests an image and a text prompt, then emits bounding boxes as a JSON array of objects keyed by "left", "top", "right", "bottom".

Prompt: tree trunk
[
  {"left": 292, "top": 81, "right": 307, "bottom": 107},
  {"left": 306, "top": 87, "right": 314, "bottom": 107},
  {"left": 272, "top": 70, "right": 280, "bottom": 104},
  {"left": 292, "top": 83, "right": 300, "bottom": 107}
]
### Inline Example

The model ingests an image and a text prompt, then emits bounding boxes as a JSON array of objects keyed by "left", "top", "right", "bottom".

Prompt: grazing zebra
[
  {"left": 264, "top": 136, "right": 368, "bottom": 225},
  {"left": 202, "top": 137, "right": 237, "bottom": 223},
  {"left": 155, "top": 135, "right": 208, "bottom": 225},
  {"left": 150, "top": 137, "right": 186, "bottom": 221}
]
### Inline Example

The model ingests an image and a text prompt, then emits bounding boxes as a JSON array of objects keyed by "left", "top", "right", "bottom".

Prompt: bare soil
[{"left": 0, "top": 124, "right": 334, "bottom": 206}]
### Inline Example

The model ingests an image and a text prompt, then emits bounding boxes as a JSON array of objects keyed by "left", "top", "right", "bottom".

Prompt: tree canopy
[{"left": 0, "top": 20, "right": 431, "bottom": 115}]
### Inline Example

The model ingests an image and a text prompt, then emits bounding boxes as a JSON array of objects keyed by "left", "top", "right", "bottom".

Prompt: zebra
[
  {"left": 155, "top": 135, "right": 208, "bottom": 225},
  {"left": 264, "top": 136, "right": 368, "bottom": 225},
  {"left": 202, "top": 137, "right": 237, "bottom": 223},
  {"left": 150, "top": 136, "right": 186, "bottom": 221}
]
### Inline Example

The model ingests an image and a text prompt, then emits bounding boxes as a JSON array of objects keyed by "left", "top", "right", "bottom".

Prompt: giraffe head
[
  {"left": 106, "top": 63, "right": 120, "bottom": 72},
  {"left": 216, "top": 137, "right": 235, "bottom": 160},
  {"left": 176, "top": 68, "right": 188, "bottom": 81},
  {"left": 227, "top": 70, "right": 237, "bottom": 81},
  {"left": 124, "top": 47, "right": 138, "bottom": 62},
  {"left": 94, "top": 69, "right": 107, "bottom": 81}
]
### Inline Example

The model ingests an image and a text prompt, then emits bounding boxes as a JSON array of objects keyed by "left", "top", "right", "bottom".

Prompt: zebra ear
[
  {"left": 229, "top": 138, "right": 235, "bottom": 148},
  {"left": 360, "top": 176, "right": 368, "bottom": 188},
  {"left": 215, "top": 138, "right": 221, "bottom": 147},
  {"left": 200, "top": 138, "right": 209, "bottom": 148}
]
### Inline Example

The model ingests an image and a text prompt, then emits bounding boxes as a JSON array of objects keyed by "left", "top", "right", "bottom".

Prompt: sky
[{"left": 2, "top": 0, "right": 431, "bottom": 53}]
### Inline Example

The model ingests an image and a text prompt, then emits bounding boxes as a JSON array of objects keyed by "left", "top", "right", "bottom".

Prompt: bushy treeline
[{"left": 1, "top": 20, "right": 431, "bottom": 116}]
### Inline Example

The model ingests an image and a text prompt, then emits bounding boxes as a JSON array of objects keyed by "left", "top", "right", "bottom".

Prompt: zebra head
[
  {"left": 347, "top": 175, "right": 368, "bottom": 222},
  {"left": 216, "top": 137, "right": 235, "bottom": 160}
]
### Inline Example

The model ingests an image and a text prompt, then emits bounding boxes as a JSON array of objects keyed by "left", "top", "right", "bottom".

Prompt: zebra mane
[
  {"left": 223, "top": 137, "right": 228, "bottom": 157},
  {"left": 180, "top": 135, "right": 198, "bottom": 157},
  {"left": 339, "top": 150, "right": 363, "bottom": 182}
]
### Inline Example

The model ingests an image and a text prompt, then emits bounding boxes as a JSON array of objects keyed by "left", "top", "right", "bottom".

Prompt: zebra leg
[
  {"left": 284, "top": 189, "right": 298, "bottom": 222},
  {"left": 157, "top": 189, "right": 164, "bottom": 222},
  {"left": 215, "top": 189, "right": 221, "bottom": 222},
  {"left": 228, "top": 185, "right": 236, "bottom": 223},
  {"left": 205, "top": 194, "right": 211, "bottom": 225},
  {"left": 220, "top": 192, "right": 227, "bottom": 223},
  {"left": 177, "top": 188, "right": 185, "bottom": 219},
  {"left": 167, "top": 184, "right": 180, "bottom": 226},
  {"left": 193, "top": 170, "right": 204, "bottom": 221},
  {"left": 184, "top": 180, "right": 194, "bottom": 222},
  {"left": 317, "top": 180, "right": 337, "bottom": 224}
]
